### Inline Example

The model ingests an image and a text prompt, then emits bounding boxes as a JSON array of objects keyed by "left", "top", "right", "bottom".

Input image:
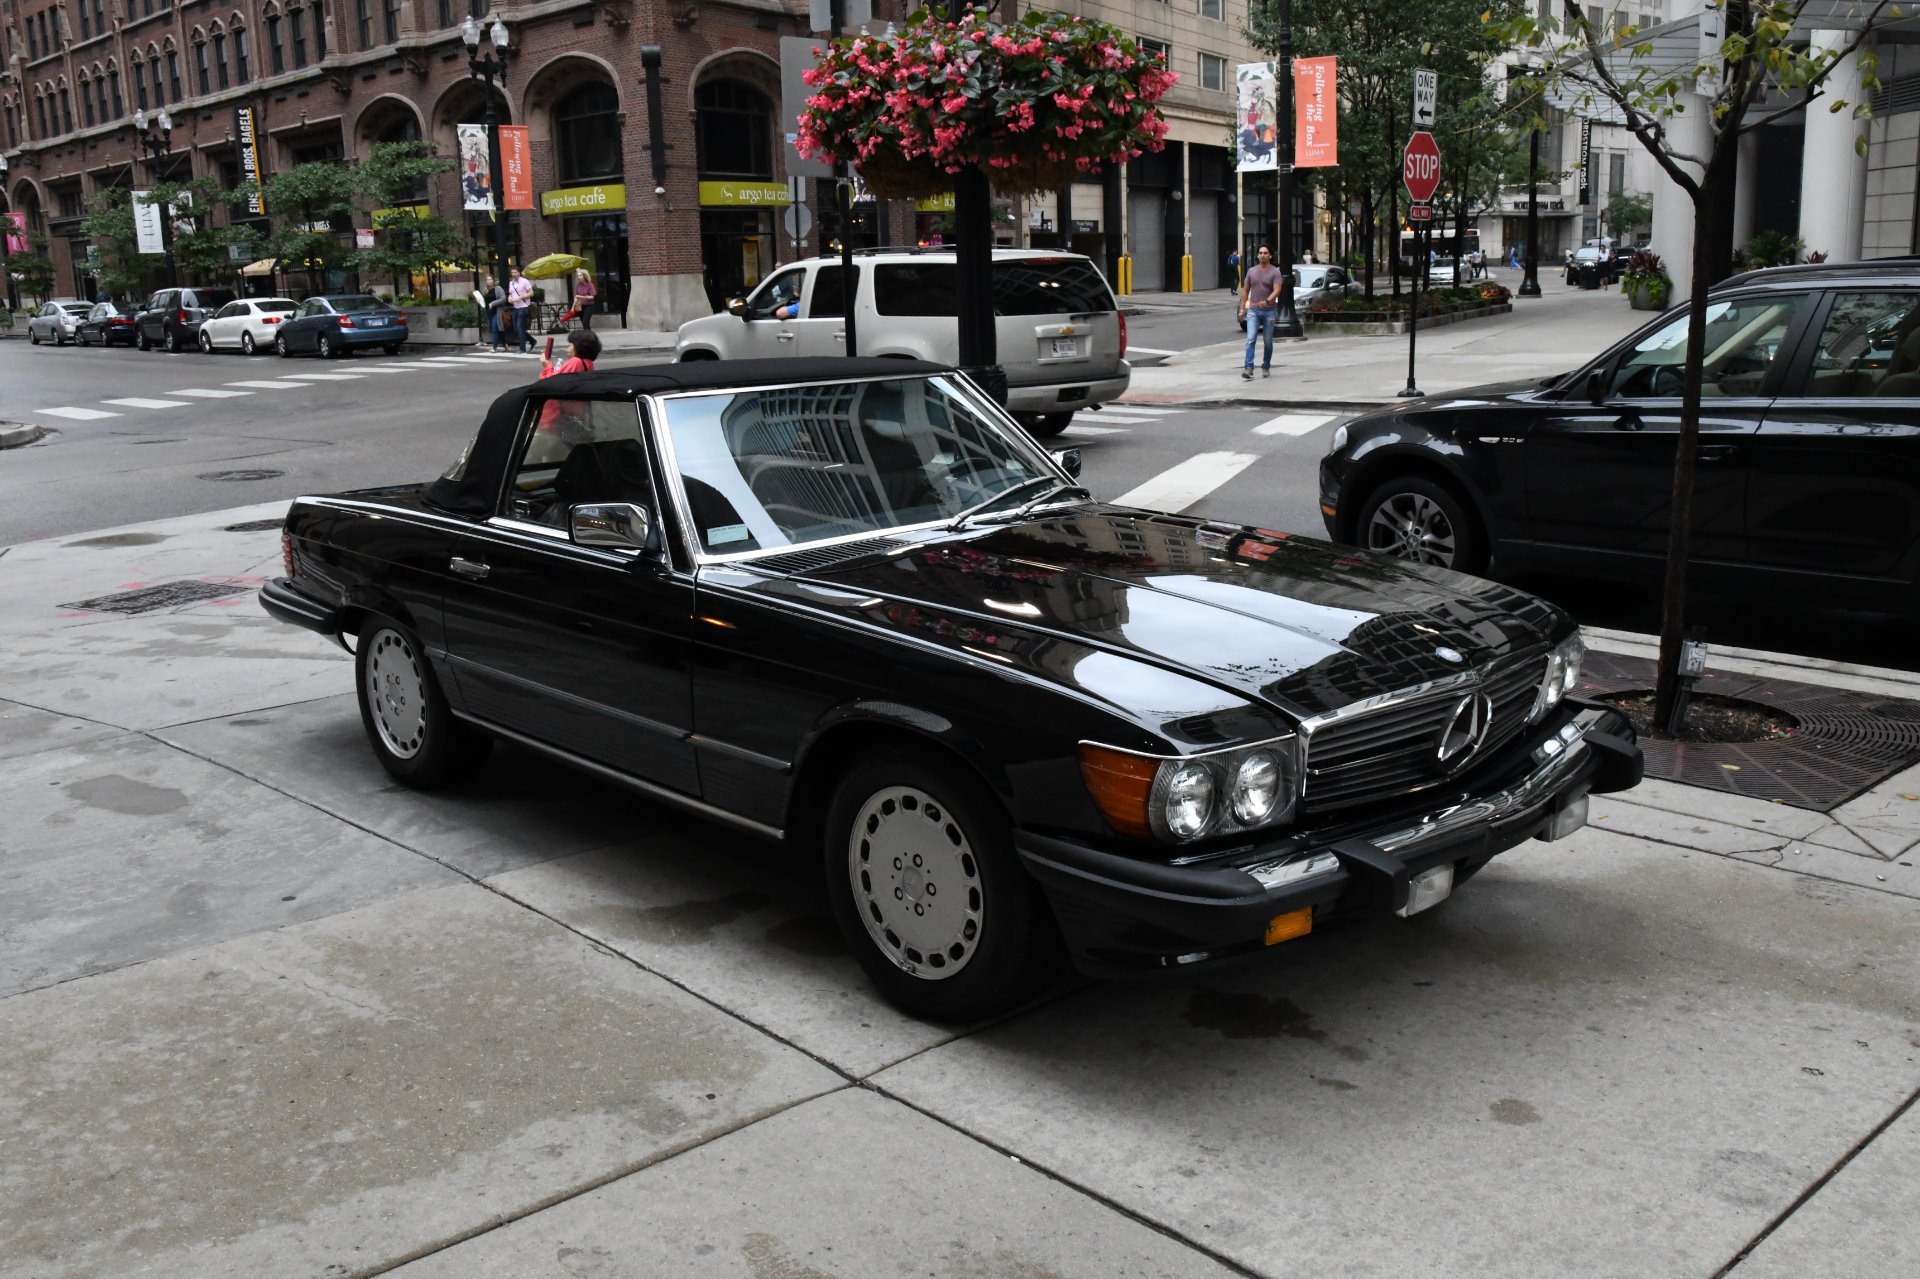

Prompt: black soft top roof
[{"left": 424, "top": 356, "right": 953, "bottom": 515}]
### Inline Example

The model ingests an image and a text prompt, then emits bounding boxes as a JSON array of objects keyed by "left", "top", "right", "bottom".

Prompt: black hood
[{"left": 789, "top": 507, "right": 1564, "bottom": 721}]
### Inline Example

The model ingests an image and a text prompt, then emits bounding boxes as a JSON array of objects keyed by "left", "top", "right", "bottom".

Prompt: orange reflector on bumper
[
  {"left": 1265, "top": 907, "right": 1313, "bottom": 946},
  {"left": 1319, "top": 503, "right": 1338, "bottom": 518}
]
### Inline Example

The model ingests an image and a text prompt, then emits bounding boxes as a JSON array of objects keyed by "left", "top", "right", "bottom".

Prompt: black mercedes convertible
[{"left": 260, "top": 357, "right": 1642, "bottom": 1019}]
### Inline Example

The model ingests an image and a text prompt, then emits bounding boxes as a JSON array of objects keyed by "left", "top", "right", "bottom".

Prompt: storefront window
[
  {"left": 695, "top": 80, "right": 773, "bottom": 179},
  {"left": 554, "top": 83, "right": 619, "bottom": 185}
]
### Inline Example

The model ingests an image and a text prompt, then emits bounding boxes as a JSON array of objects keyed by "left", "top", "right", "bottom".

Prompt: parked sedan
[
  {"left": 261, "top": 357, "right": 1642, "bottom": 1019},
  {"left": 25, "top": 300, "right": 92, "bottom": 345},
  {"left": 1231, "top": 264, "right": 1359, "bottom": 329},
  {"left": 135, "top": 286, "right": 239, "bottom": 352},
  {"left": 75, "top": 300, "right": 140, "bottom": 347},
  {"left": 1320, "top": 260, "right": 1920, "bottom": 615},
  {"left": 275, "top": 294, "right": 408, "bottom": 358},
  {"left": 1566, "top": 246, "right": 1610, "bottom": 289},
  {"left": 197, "top": 297, "right": 298, "bottom": 354}
]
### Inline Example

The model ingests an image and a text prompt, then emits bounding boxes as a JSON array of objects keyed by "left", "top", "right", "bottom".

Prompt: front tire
[
  {"left": 1356, "top": 475, "right": 1487, "bottom": 575},
  {"left": 28, "top": 329, "right": 40, "bottom": 345},
  {"left": 354, "top": 617, "right": 492, "bottom": 788},
  {"left": 824, "top": 750, "right": 1050, "bottom": 1021},
  {"left": 276, "top": 334, "right": 291, "bottom": 357},
  {"left": 198, "top": 330, "right": 214, "bottom": 353},
  {"left": 137, "top": 329, "right": 152, "bottom": 351}
]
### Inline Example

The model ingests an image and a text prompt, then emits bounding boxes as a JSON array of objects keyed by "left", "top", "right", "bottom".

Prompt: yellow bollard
[
  {"left": 1181, "top": 256, "right": 1193, "bottom": 293},
  {"left": 1117, "top": 256, "right": 1132, "bottom": 295}
]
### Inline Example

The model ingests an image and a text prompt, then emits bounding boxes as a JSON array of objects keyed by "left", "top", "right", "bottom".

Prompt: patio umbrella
[{"left": 522, "top": 253, "right": 586, "bottom": 280}]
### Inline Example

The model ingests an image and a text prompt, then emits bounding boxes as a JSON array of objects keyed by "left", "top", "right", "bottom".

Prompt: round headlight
[
  {"left": 1230, "top": 751, "right": 1281, "bottom": 825},
  {"left": 1162, "top": 761, "right": 1217, "bottom": 840}
]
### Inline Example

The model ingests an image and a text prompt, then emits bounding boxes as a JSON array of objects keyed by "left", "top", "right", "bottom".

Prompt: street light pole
[
  {"left": 1518, "top": 72, "right": 1542, "bottom": 299},
  {"left": 462, "top": 16, "right": 513, "bottom": 301},
  {"left": 134, "top": 109, "right": 179, "bottom": 288},
  {"left": 1273, "top": 0, "right": 1303, "bottom": 337},
  {"left": 0, "top": 154, "right": 16, "bottom": 315}
]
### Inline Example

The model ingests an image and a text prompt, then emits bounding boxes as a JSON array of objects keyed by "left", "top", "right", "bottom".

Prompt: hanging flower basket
[{"left": 797, "top": 7, "right": 1177, "bottom": 200}]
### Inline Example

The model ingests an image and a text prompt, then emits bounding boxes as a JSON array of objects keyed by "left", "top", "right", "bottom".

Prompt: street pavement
[{"left": 4, "top": 284, "right": 1919, "bottom": 1278}]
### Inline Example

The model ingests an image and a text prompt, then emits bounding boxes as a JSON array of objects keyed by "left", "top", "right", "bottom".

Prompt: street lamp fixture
[
  {"left": 462, "top": 15, "right": 513, "bottom": 310},
  {"left": 132, "top": 108, "right": 179, "bottom": 287}
]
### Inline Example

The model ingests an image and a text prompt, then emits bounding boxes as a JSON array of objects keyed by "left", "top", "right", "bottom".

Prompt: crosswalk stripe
[
  {"left": 1252, "top": 412, "right": 1337, "bottom": 437},
  {"left": 1063, "top": 424, "right": 1131, "bottom": 436},
  {"left": 1125, "top": 345, "right": 1180, "bottom": 357},
  {"left": 283, "top": 372, "right": 365, "bottom": 380},
  {"left": 33, "top": 406, "right": 121, "bottom": 420},
  {"left": 1108, "top": 405, "right": 1179, "bottom": 416},
  {"left": 1086, "top": 414, "right": 1157, "bottom": 425},
  {"left": 415, "top": 357, "right": 497, "bottom": 365},
  {"left": 101, "top": 397, "right": 191, "bottom": 409},
  {"left": 1112, "top": 452, "right": 1261, "bottom": 513},
  {"left": 348, "top": 364, "right": 424, "bottom": 372},
  {"left": 167, "top": 388, "right": 254, "bottom": 398},
  {"left": 225, "top": 380, "right": 305, "bottom": 389}
]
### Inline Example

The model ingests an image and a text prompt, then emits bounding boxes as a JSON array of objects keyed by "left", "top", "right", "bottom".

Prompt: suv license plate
[
  {"left": 1049, "top": 337, "right": 1077, "bottom": 358},
  {"left": 1396, "top": 864, "right": 1454, "bottom": 917}
]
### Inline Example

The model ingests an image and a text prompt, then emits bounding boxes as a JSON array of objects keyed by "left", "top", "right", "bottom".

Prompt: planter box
[
  {"left": 1626, "top": 281, "right": 1669, "bottom": 311},
  {"left": 1305, "top": 301, "right": 1512, "bottom": 337},
  {"left": 400, "top": 307, "right": 483, "bottom": 346}
]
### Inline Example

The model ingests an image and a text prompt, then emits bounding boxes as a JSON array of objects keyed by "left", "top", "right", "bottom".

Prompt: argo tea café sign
[{"left": 539, "top": 184, "right": 627, "bottom": 217}]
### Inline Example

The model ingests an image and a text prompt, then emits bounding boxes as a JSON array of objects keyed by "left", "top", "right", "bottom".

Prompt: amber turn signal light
[
  {"left": 1077, "top": 744, "right": 1157, "bottom": 840},
  {"left": 1264, "top": 907, "right": 1312, "bottom": 946}
]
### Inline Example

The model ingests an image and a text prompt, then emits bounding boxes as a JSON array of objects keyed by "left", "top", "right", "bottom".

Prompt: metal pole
[
  {"left": 1400, "top": 221, "right": 1423, "bottom": 397},
  {"left": 485, "top": 84, "right": 509, "bottom": 301},
  {"left": 1273, "top": 0, "right": 1302, "bottom": 337},
  {"left": 947, "top": 0, "right": 1001, "bottom": 400},
  {"left": 1519, "top": 105, "right": 1542, "bottom": 298},
  {"left": 830, "top": 0, "right": 857, "bottom": 356}
]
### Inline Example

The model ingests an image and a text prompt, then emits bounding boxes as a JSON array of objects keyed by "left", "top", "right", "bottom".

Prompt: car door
[
  {"left": 438, "top": 394, "right": 700, "bottom": 793},
  {"left": 291, "top": 299, "right": 326, "bottom": 351},
  {"left": 142, "top": 290, "right": 175, "bottom": 343},
  {"left": 731, "top": 266, "right": 810, "bottom": 358},
  {"left": 204, "top": 300, "right": 243, "bottom": 349},
  {"left": 1524, "top": 290, "right": 1813, "bottom": 569},
  {"left": 1746, "top": 289, "right": 1920, "bottom": 589},
  {"left": 791, "top": 263, "right": 861, "bottom": 358}
]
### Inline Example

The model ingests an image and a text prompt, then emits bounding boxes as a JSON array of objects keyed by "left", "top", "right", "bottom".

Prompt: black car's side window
[
  {"left": 1796, "top": 292, "right": 1920, "bottom": 398},
  {"left": 500, "top": 399, "right": 653, "bottom": 529},
  {"left": 1608, "top": 293, "right": 1807, "bottom": 400}
]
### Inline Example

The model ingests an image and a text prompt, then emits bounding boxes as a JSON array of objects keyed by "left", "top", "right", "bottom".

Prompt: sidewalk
[{"left": 2, "top": 502, "right": 1916, "bottom": 1279}]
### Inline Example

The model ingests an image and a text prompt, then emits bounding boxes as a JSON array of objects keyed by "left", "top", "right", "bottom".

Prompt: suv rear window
[
  {"left": 191, "top": 289, "right": 238, "bottom": 308},
  {"left": 875, "top": 258, "right": 1114, "bottom": 317}
]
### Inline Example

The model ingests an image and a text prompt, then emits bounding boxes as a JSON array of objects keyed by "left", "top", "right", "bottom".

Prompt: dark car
[
  {"left": 1566, "top": 246, "right": 1610, "bottom": 290},
  {"left": 259, "top": 358, "right": 1642, "bottom": 1019},
  {"left": 135, "top": 286, "right": 239, "bottom": 352},
  {"left": 1319, "top": 261, "right": 1920, "bottom": 616},
  {"left": 75, "top": 300, "right": 140, "bottom": 347},
  {"left": 275, "top": 294, "right": 409, "bottom": 358}
]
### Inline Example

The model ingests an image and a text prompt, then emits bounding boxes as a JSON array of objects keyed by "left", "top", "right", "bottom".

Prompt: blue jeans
[
  {"left": 512, "top": 306, "right": 530, "bottom": 351},
  {"left": 489, "top": 310, "right": 504, "bottom": 350},
  {"left": 1243, "top": 308, "right": 1276, "bottom": 370}
]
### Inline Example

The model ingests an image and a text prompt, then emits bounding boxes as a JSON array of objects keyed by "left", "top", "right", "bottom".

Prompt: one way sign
[{"left": 1412, "top": 68, "right": 1437, "bottom": 128}]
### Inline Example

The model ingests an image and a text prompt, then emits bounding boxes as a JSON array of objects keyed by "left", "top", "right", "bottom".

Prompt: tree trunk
[
  {"left": 1361, "top": 196, "right": 1376, "bottom": 299},
  {"left": 1652, "top": 159, "right": 1729, "bottom": 729}
]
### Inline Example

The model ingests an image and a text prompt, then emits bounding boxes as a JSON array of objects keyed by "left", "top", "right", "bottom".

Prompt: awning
[{"left": 240, "top": 259, "right": 277, "bottom": 277}]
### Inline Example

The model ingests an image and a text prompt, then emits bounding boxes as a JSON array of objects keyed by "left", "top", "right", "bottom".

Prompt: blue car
[{"left": 275, "top": 294, "right": 409, "bottom": 359}]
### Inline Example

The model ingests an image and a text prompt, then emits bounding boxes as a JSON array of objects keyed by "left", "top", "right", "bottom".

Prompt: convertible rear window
[
  {"left": 874, "top": 259, "right": 1115, "bottom": 317},
  {"left": 660, "top": 376, "right": 1051, "bottom": 556}
]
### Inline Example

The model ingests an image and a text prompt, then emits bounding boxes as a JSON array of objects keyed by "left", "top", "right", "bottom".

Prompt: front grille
[{"left": 1301, "top": 652, "right": 1547, "bottom": 812}]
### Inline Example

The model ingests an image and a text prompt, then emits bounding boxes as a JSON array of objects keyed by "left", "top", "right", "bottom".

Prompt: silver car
[
  {"left": 676, "top": 248, "right": 1130, "bottom": 438},
  {"left": 26, "top": 300, "right": 92, "bottom": 346}
]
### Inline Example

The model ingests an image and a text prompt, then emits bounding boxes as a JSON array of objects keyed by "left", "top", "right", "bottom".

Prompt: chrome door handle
[
  {"left": 776, "top": 332, "right": 797, "bottom": 342},
  {"left": 449, "top": 556, "right": 490, "bottom": 580},
  {"left": 1697, "top": 444, "right": 1737, "bottom": 463}
]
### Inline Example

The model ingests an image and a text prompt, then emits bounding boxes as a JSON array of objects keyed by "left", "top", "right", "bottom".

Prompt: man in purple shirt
[
  {"left": 508, "top": 267, "right": 534, "bottom": 353},
  {"left": 1237, "top": 245, "right": 1285, "bottom": 380}
]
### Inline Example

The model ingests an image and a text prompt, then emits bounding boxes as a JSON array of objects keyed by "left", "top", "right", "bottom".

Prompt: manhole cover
[
  {"left": 60, "top": 580, "right": 252, "bottom": 615},
  {"left": 1578, "top": 652, "right": 1920, "bottom": 811},
  {"left": 221, "top": 518, "right": 285, "bottom": 532},
  {"left": 197, "top": 469, "right": 286, "bottom": 482}
]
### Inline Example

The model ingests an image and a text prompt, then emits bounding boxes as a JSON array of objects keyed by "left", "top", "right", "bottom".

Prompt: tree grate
[
  {"left": 60, "top": 580, "right": 253, "bottom": 615},
  {"left": 1578, "top": 652, "right": 1920, "bottom": 812}
]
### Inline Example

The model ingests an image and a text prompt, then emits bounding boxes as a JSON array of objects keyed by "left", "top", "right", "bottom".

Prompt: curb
[
  {"left": 1116, "top": 396, "right": 1382, "bottom": 415},
  {"left": 0, "top": 421, "right": 46, "bottom": 449}
]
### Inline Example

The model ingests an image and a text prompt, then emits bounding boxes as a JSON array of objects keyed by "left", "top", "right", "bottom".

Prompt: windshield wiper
[
  {"left": 1003, "top": 483, "right": 1092, "bottom": 522},
  {"left": 947, "top": 475, "right": 1057, "bottom": 530}
]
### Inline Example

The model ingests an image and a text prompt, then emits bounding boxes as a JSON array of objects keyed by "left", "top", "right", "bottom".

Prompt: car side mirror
[
  {"left": 1050, "top": 447, "right": 1083, "bottom": 480},
  {"left": 570, "top": 502, "right": 651, "bottom": 551},
  {"left": 1586, "top": 371, "right": 1607, "bottom": 405},
  {"left": 726, "top": 297, "right": 749, "bottom": 319}
]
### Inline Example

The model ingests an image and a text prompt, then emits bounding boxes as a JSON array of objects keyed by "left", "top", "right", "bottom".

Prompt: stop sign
[{"left": 1403, "top": 130, "right": 1441, "bottom": 204}]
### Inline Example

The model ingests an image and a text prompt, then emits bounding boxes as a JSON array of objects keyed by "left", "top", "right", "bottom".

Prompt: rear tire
[
  {"left": 1019, "top": 412, "right": 1073, "bottom": 439},
  {"left": 241, "top": 332, "right": 256, "bottom": 355},
  {"left": 824, "top": 749, "right": 1051, "bottom": 1021},
  {"left": 165, "top": 327, "right": 181, "bottom": 354},
  {"left": 1355, "top": 475, "right": 1487, "bottom": 575},
  {"left": 354, "top": 616, "right": 492, "bottom": 788},
  {"left": 317, "top": 334, "right": 335, "bottom": 359}
]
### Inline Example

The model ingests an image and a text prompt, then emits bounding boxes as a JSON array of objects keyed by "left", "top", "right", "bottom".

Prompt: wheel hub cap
[
  {"left": 365, "top": 631, "right": 426, "bottom": 759},
  {"left": 1366, "top": 493, "right": 1456, "bottom": 566},
  {"left": 848, "top": 786, "right": 981, "bottom": 981}
]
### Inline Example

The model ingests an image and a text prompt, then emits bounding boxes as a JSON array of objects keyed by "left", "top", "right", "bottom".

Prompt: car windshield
[
  {"left": 1575, "top": 248, "right": 1603, "bottom": 262},
  {"left": 331, "top": 296, "right": 387, "bottom": 313},
  {"left": 659, "top": 375, "right": 1061, "bottom": 557},
  {"left": 257, "top": 300, "right": 298, "bottom": 313},
  {"left": 60, "top": 303, "right": 91, "bottom": 314},
  {"left": 1293, "top": 267, "right": 1330, "bottom": 288}
]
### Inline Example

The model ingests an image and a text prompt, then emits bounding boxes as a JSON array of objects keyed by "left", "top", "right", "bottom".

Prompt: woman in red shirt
[{"left": 540, "top": 328, "right": 601, "bottom": 378}]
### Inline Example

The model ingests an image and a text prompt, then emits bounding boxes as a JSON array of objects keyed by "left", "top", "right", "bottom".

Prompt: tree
[
  {"left": 352, "top": 141, "right": 469, "bottom": 300},
  {"left": 1491, "top": 1, "right": 1903, "bottom": 729},
  {"left": 140, "top": 176, "right": 252, "bottom": 288},
  {"left": 1603, "top": 189, "right": 1652, "bottom": 240},
  {"left": 9, "top": 233, "right": 56, "bottom": 303},
  {"left": 262, "top": 161, "right": 360, "bottom": 294},
  {"left": 80, "top": 189, "right": 164, "bottom": 301}
]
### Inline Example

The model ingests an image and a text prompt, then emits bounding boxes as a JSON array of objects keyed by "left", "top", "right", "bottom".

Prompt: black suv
[
  {"left": 136, "top": 286, "right": 239, "bottom": 353},
  {"left": 1320, "top": 260, "right": 1920, "bottom": 616}
]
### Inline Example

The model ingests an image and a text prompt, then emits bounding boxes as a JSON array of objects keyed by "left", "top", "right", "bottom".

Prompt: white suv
[{"left": 674, "top": 247, "right": 1130, "bottom": 437}]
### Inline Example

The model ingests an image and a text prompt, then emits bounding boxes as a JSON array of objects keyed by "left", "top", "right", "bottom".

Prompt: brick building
[{"left": 2, "top": 0, "right": 1265, "bottom": 328}]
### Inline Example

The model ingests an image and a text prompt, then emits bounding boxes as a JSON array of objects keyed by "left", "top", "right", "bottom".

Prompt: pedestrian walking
[
  {"left": 1226, "top": 248, "right": 1239, "bottom": 290},
  {"left": 475, "top": 274, "right": 508, "bottom": 351},
  {"left": 508, "top": 266, "right": 535, "bottom": 352},
  {"left": 570, "top": 268, "right": 597, "bottom": 330},
  {"left": 1237, "top": 244, "right": 1284, "bottom": 380}
]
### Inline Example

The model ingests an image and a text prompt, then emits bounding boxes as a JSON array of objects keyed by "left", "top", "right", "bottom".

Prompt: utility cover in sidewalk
[
  {"left": 1578, "top": 652, "right": 1920, "bottom": 811},
  {"left": 60, "top": 580, "right": 253, "bottom": 615}
]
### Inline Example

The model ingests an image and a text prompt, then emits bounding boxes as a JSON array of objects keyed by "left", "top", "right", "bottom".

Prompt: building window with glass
[
  {"left": 59, "top": 86, "right": 73, "bottom": 134},
  {"left": 1199, "top": 0, "right": 1223, "bottom": 17},
  {"left": 134, "top": 61, "right": 149, "bottom": 109},
  {"left": 383, "top": 0, "right": 400, "bottom": 44},
  {"left": 356, "top": 0, "right": 372, "bottom": 47},
  {"left": 266, "top": 10, "right": 284, "bottom": 74},
  {"left": 1199, "top": 52, "right": 1226, "bottom": 91},
  {"left": 290, "top": 7, "right": 308, "bottom": 68},
  {"left": 234, "top": 26, "right": 250, "bottom": 81},
  {"left": 695, "top": 79, "right": 777, "bottom": 310},
  {"left": 108, "top": 64, "right": 122, "bottom": 116},
  {"left": 195, "top": 38, "right": 211, "bottom": 94},
  {"left": 149, "top": 52, "right": 164, "bottom": 105},
  {"left": 213, "top": 28, "right": 229, "bottom": 89},
  {"left": 80, "top": 76, "right": 95, "bottom": 125},
  {"left": 167, "top": 47, "right": 181, "bottom": 99}
]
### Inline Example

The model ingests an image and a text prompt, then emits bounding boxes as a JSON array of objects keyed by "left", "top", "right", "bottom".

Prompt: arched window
[
  {"left": 36, "top": 91, "right": 49, "bottom": 139},
  {"left": 289, "top": 5, "right": 309, "bottom": 69},
  {"left": 233, "top": 23, "right": 251, "bottom": 82},
  {"left": 212, "top": 22, "right": 230, "bottom": 90},
  {"left": 59, "top": 82, "right": 73, "bottom": 135},
  {"left": 108, "top": 63, "right": 122, "bottom": 117},
  {"left": 695, "top": 80, "right": 774, "bottom": 179},
  {"left": 93, "top": 65, "right": 109, "bottom": 123},
  {"left": 133, "top": 58, "right": 149, "bottom": 110},
  {"left": 554, "top": 82, "right": 620, "bottom": 185},
  {"left": 80, "top": 74, "right": 95, "bottom": 127},
  {"left": 315, "top": 1, "right": 328, "bottom": 59},
  {"left": 166, "top": 42, "right": 182, "bottom": 100},
  {"left": 265, "top": 5, "right": 285, "bottom": 75},
  {"left": 149, "top": 48, "right": 165, "bottom": 106},
  {"left": 79, "top": 1, "right": 92, "bottom": 40},
  {"left": 194, "top": 33, "right": 211, "bottom": 95}
]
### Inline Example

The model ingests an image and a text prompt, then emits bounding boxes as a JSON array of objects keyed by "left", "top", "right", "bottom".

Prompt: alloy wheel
[
  {"left": 242, "top": 333, "right": 255, "bottom": 355},
  {"left": 363, "top": 629, "right": 427, "bottom": 760},
  {"left": 1365, "top": 491, "right": 1458, "bottom": 567},
  {"left": 846, "top": 785, "right": 985, "bottom": 979},
  {"left": 199, "top": 331, "right": 213, "bottom": 353}
]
